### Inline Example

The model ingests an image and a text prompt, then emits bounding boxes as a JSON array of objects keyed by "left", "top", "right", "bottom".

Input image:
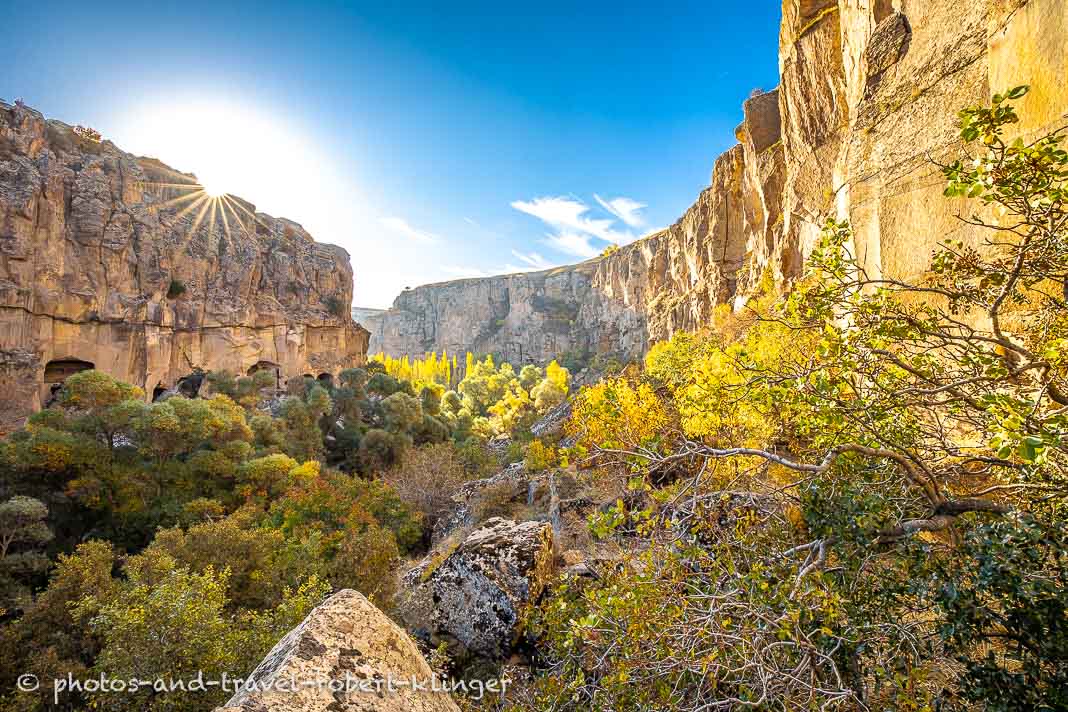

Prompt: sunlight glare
[
  {"left": 111, "top": 97, "right": 363, "bottom": 241},
  {"left": 198, "top": 176, "right": 228, "bottom": 198}
]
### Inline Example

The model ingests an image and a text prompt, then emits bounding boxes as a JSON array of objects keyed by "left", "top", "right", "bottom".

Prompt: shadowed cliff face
[
  {"left": 0, "top": 101, "right": 369, "bottom": 432},
  {"left": 364, "top": 0, "right": 1066, "bottom": 367}
]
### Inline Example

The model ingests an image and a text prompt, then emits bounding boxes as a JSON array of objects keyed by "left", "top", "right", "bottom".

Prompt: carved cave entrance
[
  {"left": 248, "top": 361, "right": 282, "bottom": 389},
  {"left": 44, "top": 358, "right": 95, "bottom": 383},
  {"left": 42, "top": 358, "right": 95, "bottom": 407}
]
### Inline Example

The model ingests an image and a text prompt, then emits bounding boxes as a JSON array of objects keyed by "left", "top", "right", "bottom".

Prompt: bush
[
  {"left": 358, "top": 428, "right": 409, "bottom": 472},
  {"left": 471, "top": 481, "right": 529, "bottom": 523},
  {"left": 384, "top": 444, "right": 469, "bottom": 527},
  {"left": 324, "top": 295, "right": 346, "bottom": 317},
  {"left": 524, "top": 439, "right": 557, "bottom": 472}
]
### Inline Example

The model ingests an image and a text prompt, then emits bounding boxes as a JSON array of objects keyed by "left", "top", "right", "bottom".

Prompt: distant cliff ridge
[
  {"left": 0, "top": 101, "right": 369, "bottom": 432},
  {"left": 362, "top": 0, "right": 1067, "bottom": 366},
  {"left": 351, "top": 306, "right": 386, "bottom": 353}
]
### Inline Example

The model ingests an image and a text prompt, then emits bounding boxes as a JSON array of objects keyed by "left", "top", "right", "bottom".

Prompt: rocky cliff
[
  {"left": 0, "top": 101, "right": 370, "bottom": 433},
  {"left": 365, "top": 0, "right": 1066, "bottom": 366},
  {"left": 351, "top": 306, "right": 386, "bottom": 353}
]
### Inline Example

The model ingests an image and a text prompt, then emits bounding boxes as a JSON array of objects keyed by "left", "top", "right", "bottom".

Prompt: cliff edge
[
  {"left": 365, "top": 0, "right": 1066, "bottom": 366},
  {"left": 0, "top": 101, "right": 370, "bottom": 432}
]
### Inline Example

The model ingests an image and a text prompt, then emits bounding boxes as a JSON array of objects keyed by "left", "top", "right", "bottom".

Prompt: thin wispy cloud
[
  {"left": 509, "top": 250, "right": 556, "bottom": 270},
  {"left": 544, "top": 231, "right": 600, "bottom": 259},
  {"left": 510, "top": 194, "right": 646, "bottom": 259},
  {"left": 594, "top": 195, "right": 646, "bottom": 228},
  {"left": 380, "top": 216, "right": 439, "bottom": 244},
  {"left": 443, "top": 250, "right": 558, "bottom": 282}
]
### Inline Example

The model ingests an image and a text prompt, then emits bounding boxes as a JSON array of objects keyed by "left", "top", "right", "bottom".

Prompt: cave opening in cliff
[
  {"left": 152, "top": 383, "right": 168, "bottom": 401},
  {"left": 317, "top": 372, "right": 334, "bottom": 388},
  {"left": 43, "top": 358, "right": 95, "bottom": 383},
  {"left": 248, "top": 360, "right": 282, "bottom": 389}
]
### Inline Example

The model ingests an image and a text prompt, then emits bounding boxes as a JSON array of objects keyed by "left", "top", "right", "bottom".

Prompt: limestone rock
[
  {"left": 0, "top": 102, "right": 369, "bottom": 433},
  {"left": 215, "top": 589, "right": 459, "bottom": 712},
  {"left": 362, "top": 0, "right": 1066, "bottom": 366},
  {"left": 370, "top": 97, "right": 783, "bottom": 365},
  {"left": 352, "top": 306, "right": 387, "bottom": 353},
  {"left": 399, "top": 518, "right": 555, "bottom": 663}
]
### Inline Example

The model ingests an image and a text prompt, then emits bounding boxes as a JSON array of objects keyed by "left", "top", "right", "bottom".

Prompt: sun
[
  {"left": 197, "top": 176, "right": 228, "bottom": 198},
  {"left": 111, "top": 95, "right": 366, "bottom": 257},
  {"left": 114, "top": 99, "right": 316, "bottom": 208}
]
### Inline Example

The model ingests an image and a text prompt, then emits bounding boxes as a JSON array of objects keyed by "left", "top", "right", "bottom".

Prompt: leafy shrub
[
  {"left": 323, "top": 294, "right": 346, "bottom": 317},
  {"left": 524, "top": 439, "right": 557, "bottom": 472}
]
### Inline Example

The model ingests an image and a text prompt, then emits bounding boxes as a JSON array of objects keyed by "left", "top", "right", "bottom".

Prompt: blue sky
[{"left": 4, "top": 1, "right": 781, "bottom": 308}]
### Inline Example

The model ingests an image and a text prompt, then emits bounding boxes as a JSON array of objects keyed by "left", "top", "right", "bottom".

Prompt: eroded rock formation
[
  {"left": 399, "top": 517, "right": 555, "bottom": 663},
  {"left": 365, "top": 0, "right": 1066, "bottom": 365},
  {"left": 215, "top": 589, "right": 459, "bottom": 712},
  {"left": 0, "top": 101, "right": 369, "bottom": 432}
]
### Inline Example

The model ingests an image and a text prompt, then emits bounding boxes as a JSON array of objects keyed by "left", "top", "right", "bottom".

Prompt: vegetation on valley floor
[
  {"left": 0, "top": 348, "right": 569, "bottom": 710},
  {"left": 0, "top": 89, "right": 1064, "bottom": 711},
  {"left": 496, "top": 86, "right": 1068, "bottom": 711}
]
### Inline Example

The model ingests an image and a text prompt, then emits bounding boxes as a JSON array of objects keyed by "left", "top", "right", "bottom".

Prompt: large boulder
[
  {"left": 399, "top": 517, "right": 555, "bottom": 663},
  {"left": 215, "top": 589, "right": 459, "bottom": 712}
]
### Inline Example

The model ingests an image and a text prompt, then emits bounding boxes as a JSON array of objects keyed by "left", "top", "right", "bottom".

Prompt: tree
[
  {"left": 56, "top": 370, "right": 144, "bottom": 451},
  {"left": 532, "top": 360, "right": 570, "bottom": 412},
  {"left": 383, "top": 443, "right": 469, "bottom": 532},
  {"left": 80, "top": 558, "right": 326, "bottom": 712},
  {"left": 525, "top": 91, "right": 1068, "bottom": 709},
  {"left": 0, "top": 497, "right": 52, "bottom": 607},
  {"left": 519, "top": 364, "right": 543, "bottom": 391}
]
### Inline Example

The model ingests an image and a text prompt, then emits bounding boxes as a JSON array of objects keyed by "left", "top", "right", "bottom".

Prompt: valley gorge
[
  {"left": 0, "top": 1, "right": 1065, "bottom": 711},
  {"left": 365, "top": 0, "right": 1067, "bottom": 367}
]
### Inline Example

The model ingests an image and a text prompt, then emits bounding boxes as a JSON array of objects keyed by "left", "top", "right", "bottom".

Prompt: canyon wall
[
  {"left": 366, "top": 0, "right": 1066, "bottom": 366},
  {"left": 0, "top": 101, "right": 369, "bottom": 433},
  {"left": 373, "top": 89, "right": 785, "bottom": 367}
]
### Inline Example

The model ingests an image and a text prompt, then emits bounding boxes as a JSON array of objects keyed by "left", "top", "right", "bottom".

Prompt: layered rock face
[
  {"left": 216, "top": 589, "right": 459, "bottom": 712},
  {"left": 0, "top": 101, "right": 369, "bottom": 432},
  {"left": 366, "top": 0, "right": 1066, "bottom": 365},
  {"left": 373, "top": 98, "right": 784, "bottom": 366},
  {"left": 375, "top": 263, "right": 646, "bottom": 367},
  {"left": 399, "top": 517, "right": 555, "bottom": 663}
]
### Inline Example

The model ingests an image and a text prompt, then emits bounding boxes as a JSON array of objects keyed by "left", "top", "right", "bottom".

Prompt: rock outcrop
[
  {"left": 0, "top": 101, "right": 370, "bottom": 433},
  {"left": 399, "top": 517, "right": 555, "bottom": 663},
  {"left": 352, "top": 306, "right": 387, "bottom": 353},
  {"left": 363, "top": 0, "right": 1066, "bottom": 365},
  {"left": 216, "top": 589, "right": 459, "bottom": 712},
  {"left": 374, "top": 263, "right": 645, "bottom": 367}
]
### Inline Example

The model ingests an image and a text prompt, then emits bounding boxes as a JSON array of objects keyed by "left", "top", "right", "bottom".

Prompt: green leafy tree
[
  {"left": 0, "top": 497, "right": 52, "bottom": 608},
  {"left": 524, "top": 90, "right": 1068, "bottom": 710}
]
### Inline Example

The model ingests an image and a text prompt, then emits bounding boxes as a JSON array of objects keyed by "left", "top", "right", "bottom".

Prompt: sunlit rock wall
[
  {"left": 369, "top": 0, "right": 1065, "bottom": 366},
  {"left": 0, "top": 101, "right": 369, "bottom": 433}
]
